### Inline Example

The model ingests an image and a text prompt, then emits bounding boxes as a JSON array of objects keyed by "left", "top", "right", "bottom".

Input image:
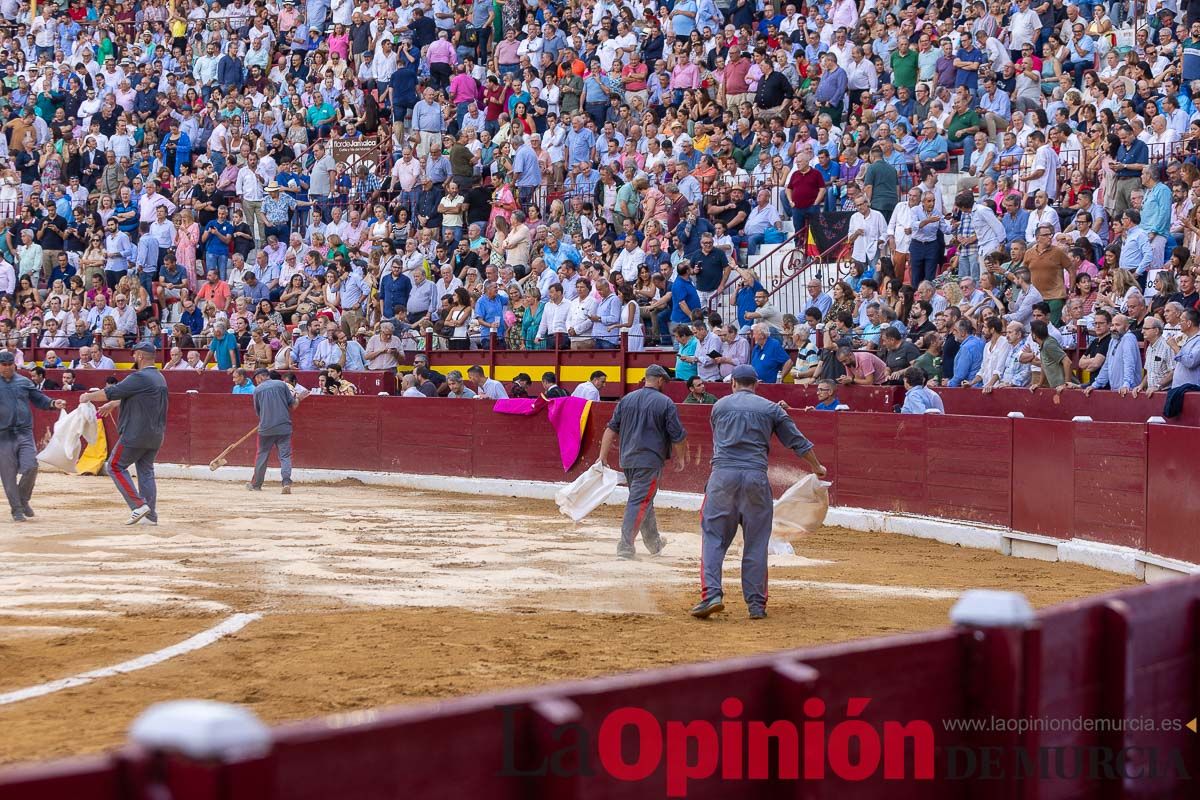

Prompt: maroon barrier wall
[
  {"left": 1146, "top": 424, "right": 1200, "bottom": 564},
  {"left": 29, "top": 394, "right": 1190, "bottom": 564},
  {"left": 38, "top": 369, "right": 397, "bottom": 395},
  {"left": 932, "top": 386, "right": 1200, "bottom": 425},
  {"left": 659, "top": 382, "right": 901, "bottom": 414},
  {"left": 6, "top": 577, "right": 1200, "bottom": 799}
]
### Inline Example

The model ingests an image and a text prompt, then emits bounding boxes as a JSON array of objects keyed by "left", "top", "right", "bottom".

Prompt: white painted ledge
[{"left": 154, "top": 465, "right": 1196, "bottom": 582}]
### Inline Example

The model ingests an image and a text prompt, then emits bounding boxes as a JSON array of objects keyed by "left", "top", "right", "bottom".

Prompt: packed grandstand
[{"left": 0, "top": 0, "right": 1197, "bottom": 411}]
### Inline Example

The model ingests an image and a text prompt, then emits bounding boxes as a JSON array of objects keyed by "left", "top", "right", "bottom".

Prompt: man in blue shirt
[
  {"left": 474, "top": 281, "right": 509, "bottom": 348},
  {"left": 1112, "top": 125, "right": 1149, "bottom": 216},
  {"left": 201, "top": 205, "right": 234, "bottom": 280},
  {"left": 749, "top": 323, "right": 793, "bottom": 383},
  {"left": 1084, "top": 314, "right": 1143, "bottom": 394},
  {"left": 900, "top": 367, "right": 945, "bottom": 414},
  {"left": 565, "top": 115, "right": 596, "bottom": 168},
  {"left": 231, "top": 369, "right": 255, "bottom": 395},
  {"left": 979, "top": 75, "right": 1011, "bottom": 140},
  {"left": 735, "top": 272, "right": 765, "bottom": 331},
  {"left": 811, "top": 379, "right": 841, "bottom": 411},
  {"left": 1118, "top": 210, "right": 1154, "bottom": 281},
  {"left": 1063, "top": 22, "right": 1096, "bottom": 86},
  {"left": 952, "top": 38, "right": 985, "bottom": 95},
  {"left": 378, "top": 261, "right": 412, "bottom": 320},
  {"left": 292, "top": 320, "right": 322, "bottom": 371},
  {"left": 656, "top": 263, "right": 697, "bottom": 346},
  {"left": 206, "top": 321, "right": 241, "bottom": 371},
  {"left": 915, "top": 121, "right": 948, "bottom": 171},
  {"left": 512, "top": 136, "right": 543, "bottom": 209},
  {"left": 1000, "top": 194, "right": 1029, "bottom": 245},
  {"left": 1139, "top": 166, "right": 1172, "bottom": 269},
  {"left": 947, "top": 319, "right": 984, "bottom": 387}
]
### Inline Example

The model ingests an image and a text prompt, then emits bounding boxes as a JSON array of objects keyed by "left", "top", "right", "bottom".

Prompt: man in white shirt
[
  {"left": 613, "top": 235, "right": 645, "bottom": 283},
  {"left": 237, "top": 152, "right": 266, "bottom": 246},
  {"left": 1024, "top": 190, "right": 1061, "bottom": 242},
  {"left": 847, "top": 195, "right": 888, "bottom": 270},
  {"left": 536, "top": 283, "right": 572, "bottom": 350},
  {"left": 466, "top": 365, "right": 510, "bottom": 399},
  {"left": 744, "top": 189, "right": 782, "bottom": 256},
  {"left": 566, "top": 279, "right": 597, "bottom": 349},
  {"left": 1021, "top": 130, "right": 1059, "bottom": 200},
  {"left": 571, "top": 371, "right": 606, "bottom": 401},
  {"left": 1007, "top": 0, "right": 1041, "bottom": 58},
  {"left": 694, "top": 319, "right": 725, "bottom": 381},
  {"left": 363, "top": 322, "right": 406, "bottom": 370}
]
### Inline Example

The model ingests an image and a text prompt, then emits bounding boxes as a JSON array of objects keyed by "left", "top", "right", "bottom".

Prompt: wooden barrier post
[{"left": 949, "top": 590, "right": 1037, "bottom": 799}]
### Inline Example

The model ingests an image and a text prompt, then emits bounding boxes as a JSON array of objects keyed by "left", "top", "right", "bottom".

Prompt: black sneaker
[
  {"left": 20, "top": 504, "right": 33, "bottom": 517},
  {"left": 690, "top": 594, "right": 725, "bottom": 619},
  {"left": 246, "top": 483, "right": 262, "bottom": 492},
  {"left": 617, "top": 548, "right": 636, "bottom": 560},
  {"left": 11, "top": 512, "right": 25, "bottom": 523},
  {"left": 749, "top": 608, "right": 768, "bottom": 620}
]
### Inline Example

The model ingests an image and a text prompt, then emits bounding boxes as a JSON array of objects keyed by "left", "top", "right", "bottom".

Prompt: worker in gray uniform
[
  {"left": 598, "top": 363, "right": 687, "bottom": 559},
  {"left": 0, "top": 351, "right": 65, "bottom": 521},
  {"left": 691, "top": 364, "right": 827, "bottom": 620},
  {"left": 81, "top": 342, "right": 169, "bottom": 526},
  {"left": 248, "top": 369, "right": 300, "bottom": 494}
]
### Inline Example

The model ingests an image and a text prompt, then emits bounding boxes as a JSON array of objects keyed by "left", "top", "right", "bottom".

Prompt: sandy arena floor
[{"left": 0, "top": 472, "right": 1135, "bottom": 765}]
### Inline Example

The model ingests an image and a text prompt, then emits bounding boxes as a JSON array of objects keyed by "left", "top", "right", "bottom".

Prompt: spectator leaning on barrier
[{"left": 900, "top": 367, "right": 945, "bottom": 415}]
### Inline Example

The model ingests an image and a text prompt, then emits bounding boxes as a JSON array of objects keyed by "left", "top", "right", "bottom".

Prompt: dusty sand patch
[{"left": 0, "top": 473, "right": 1134, "bottom": 765}]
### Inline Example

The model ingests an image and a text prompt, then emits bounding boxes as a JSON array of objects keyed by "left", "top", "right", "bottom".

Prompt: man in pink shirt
[
  {"left": 836, "top": 346, "right": 888, "bottom": 385},
  {"left": 449, "top": 64, "right": 481, "bottom": 129},
  {"left": 722, "top": 49, "right": 752, "bottom": 108},
  {"left": 427, "top": 30, "right": 457, "bottom": 91}
]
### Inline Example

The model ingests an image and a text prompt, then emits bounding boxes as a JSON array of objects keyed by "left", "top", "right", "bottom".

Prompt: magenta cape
[{"left": 492, "top": 395, "right": 593, "bottom": 471}]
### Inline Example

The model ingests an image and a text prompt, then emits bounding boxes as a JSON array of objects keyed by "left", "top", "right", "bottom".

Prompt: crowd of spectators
[{"left": 0, "top": 0, "right": 1198, "bottom": 411}]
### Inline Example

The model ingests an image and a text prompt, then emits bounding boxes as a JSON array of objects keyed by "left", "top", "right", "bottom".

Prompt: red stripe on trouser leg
[
  {"left": 631, "top": 477, "right": 656, "bottom": 542},
  {"left": 109, "top": 443, "right": 144, "bottom": 506},
  {"left": 699, "top": 494, "right": 707, "bottom": 599}
]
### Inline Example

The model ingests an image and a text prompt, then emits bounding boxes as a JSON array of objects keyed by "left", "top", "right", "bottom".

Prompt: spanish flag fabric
[
  {"left": 493, "top": 395, "right": 593, "bottom": 472},
  {"left": 75, "top": 416, "right": 109, "bottom": 475}
]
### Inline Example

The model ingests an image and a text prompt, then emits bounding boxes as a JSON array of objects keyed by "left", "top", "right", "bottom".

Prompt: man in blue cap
[
  {"left": 598, "top": 363, "right": 687, "bottom": 559},
  {"left": 81, "top": 342, "right": 168, "bottom": 525},
  {"left": 691, "top": 364, "right": 827, "bottom": 620},
  {"left": 0, "top": 350, "right": 66, "bottom": 521}
]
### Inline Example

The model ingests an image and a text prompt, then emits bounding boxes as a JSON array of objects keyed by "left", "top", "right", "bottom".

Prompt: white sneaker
[
  {"left": 126, "top": 505, "right": 151, "bottom": 525},
  {"left": 138, "top": 516, "right": 158, "bottom": 526}
]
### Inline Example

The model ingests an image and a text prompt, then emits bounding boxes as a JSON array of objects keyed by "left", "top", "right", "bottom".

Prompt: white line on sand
[{"left": 0, "top": 612, "right": 261, "bottom": 707}]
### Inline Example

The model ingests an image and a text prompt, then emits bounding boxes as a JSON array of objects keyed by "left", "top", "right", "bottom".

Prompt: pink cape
[{"left": 492, "top": 395, "right": 593, "bottom": 472}]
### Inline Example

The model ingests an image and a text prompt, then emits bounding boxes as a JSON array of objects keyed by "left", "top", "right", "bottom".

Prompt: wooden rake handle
[{"left": 209, "top": 425, "right": 260, "bottom": 470}]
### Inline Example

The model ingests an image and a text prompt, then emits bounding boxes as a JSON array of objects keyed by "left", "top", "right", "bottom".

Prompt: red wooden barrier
[
  {"left": 658, "top": 383, "right": 901, "bottom": 414},
  {"left": 1070, "top": 422, "right": 1147, "bottom": 551},
  {"left": 1010, "top": 418, "right": 1075, "bottom": 540},
  {"left": 924, "top": 414, "right": 1012, "bottom": 527},
  {"left": 1146, "top": 424, "right": 1200, "bottom": 564},
  {"left": 835, "top": 414, "right": 927, "bottom": 516},
  {"left": 935, "top": 386, "right": 1200, "bottom": 425}
]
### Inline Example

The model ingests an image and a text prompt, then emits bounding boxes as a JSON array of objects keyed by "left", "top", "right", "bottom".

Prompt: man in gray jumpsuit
[
  {"left": 0, "top": 351, "right": 65, "bottom": 521},
  {"left": 598, "top": 364, "right": 687, "bottom": 559},
  {"left": 81, "top": 343, "right": 169, "bottom": 526},
  {"left": 248, "top": 369, "right": 299, "bottom": 494},
  {"left": 691, "top": 364, "right": 827, "bottom": 620}
]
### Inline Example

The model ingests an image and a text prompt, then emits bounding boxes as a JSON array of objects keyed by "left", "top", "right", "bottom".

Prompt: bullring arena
[
  {"left": 0, "top": 472, "right": 1134, "bottom": 766},
  {"left": 3, "top": 382, "right": 1200, "bottom": 798}
]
